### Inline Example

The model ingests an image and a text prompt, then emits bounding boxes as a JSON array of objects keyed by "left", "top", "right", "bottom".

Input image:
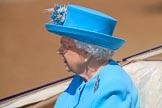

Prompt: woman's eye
[
  {"left": 63, "top": 44, "right": 66, "bottom": 47},
  {"left": 63, "top": 44, "right": 67, "bottom": 48}
]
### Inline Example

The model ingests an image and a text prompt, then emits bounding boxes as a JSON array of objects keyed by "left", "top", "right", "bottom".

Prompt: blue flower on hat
[{"left": 50, "top": 4, "right": 67, "bottom": 25}]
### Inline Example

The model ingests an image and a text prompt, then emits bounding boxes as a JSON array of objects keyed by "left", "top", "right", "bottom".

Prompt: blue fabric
[{"left": 54, "top": 60, "right": 140, "bottom": 108}]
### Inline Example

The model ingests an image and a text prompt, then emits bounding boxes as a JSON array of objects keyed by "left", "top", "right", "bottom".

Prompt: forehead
[{"left": 60, "top": 36, "right": 75, "bottom": 44}]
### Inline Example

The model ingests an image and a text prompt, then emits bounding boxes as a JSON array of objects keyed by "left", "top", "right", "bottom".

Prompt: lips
[
  {"left": 60, "top": 55, "right": 71, "bottom": 72},
  {"left": 61, "top": 56, "right": 67, "bottom": 64},
  {"left": 64, "top": 60, "right": 67, "bottom": 64}
]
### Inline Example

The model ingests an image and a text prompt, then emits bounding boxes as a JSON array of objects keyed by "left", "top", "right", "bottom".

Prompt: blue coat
[{"left": 54, "top": 60, "right": 140, "bottom": 108}]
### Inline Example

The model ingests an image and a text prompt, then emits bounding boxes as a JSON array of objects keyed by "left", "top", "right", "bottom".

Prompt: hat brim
[{"left": 45, "top": 23, "right": 125, "bottom": 50}]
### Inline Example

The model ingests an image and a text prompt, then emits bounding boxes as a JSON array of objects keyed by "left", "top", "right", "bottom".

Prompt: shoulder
[
  {"left": 96, "top": 60, "right": 136, "bottom": 98},
  {"left": 99, "top": 60, "right": 133, "bottom": 86},
  {"left": 91, "top": 60, "right": 139, "bottom": 108}
]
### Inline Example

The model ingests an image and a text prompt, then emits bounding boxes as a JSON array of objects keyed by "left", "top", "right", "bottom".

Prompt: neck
[{"left": 80, "top": 59, "right": 108, "bottom": 82}]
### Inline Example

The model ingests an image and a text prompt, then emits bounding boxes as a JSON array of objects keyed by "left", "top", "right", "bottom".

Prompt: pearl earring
[{"left": 84, "top": 58, "right": 88, "bottom": 62}]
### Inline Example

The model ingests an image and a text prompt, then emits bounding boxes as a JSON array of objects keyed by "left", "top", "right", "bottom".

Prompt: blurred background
[{"left": 0, "top": 0, "right": 162, "bottom": 99}]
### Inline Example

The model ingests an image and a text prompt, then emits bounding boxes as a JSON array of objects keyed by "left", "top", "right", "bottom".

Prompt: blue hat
[{"left": 45, "top": 4, "right": 126, "bottom": 50}]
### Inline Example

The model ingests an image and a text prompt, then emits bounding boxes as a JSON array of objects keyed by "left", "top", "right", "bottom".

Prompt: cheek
[
  {"left": 65, "top": 52, "right": 82, "bottom": 64},
  {"left": 65, "top": 51, "right": 84, "bottom": 70}
]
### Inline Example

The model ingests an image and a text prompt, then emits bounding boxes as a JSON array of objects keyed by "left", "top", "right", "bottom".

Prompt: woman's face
[{"left": 57, "top": 37, "right": 87, "bottom": 74}]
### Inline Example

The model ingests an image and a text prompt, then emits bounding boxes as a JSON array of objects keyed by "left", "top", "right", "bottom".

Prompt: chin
[
  {"left": 65, "top": 66, "right": 72, "bottom": 72},
  {"left": 66, "top": 69, "right": 71, "bottom": 72},
  {"left": 65, "top": 67, "right": 77, "bottom": 74}
]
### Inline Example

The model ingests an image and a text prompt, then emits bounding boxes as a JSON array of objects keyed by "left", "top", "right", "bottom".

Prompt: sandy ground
[{"left": 0, "top": 0, "right": 162, "bottom": 99}]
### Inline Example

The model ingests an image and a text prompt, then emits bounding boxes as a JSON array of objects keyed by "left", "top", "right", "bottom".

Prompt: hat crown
[
  {"left": 45, "top": 4, "right": 126, "bottom": 50},
  {"left": 63, "top": 5, "right": 117, "bottom": 36}
]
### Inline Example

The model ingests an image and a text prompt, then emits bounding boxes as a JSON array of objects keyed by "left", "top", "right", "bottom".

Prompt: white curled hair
[{"left": 74, "top": 40, "right": 114, "bottom": 61}]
